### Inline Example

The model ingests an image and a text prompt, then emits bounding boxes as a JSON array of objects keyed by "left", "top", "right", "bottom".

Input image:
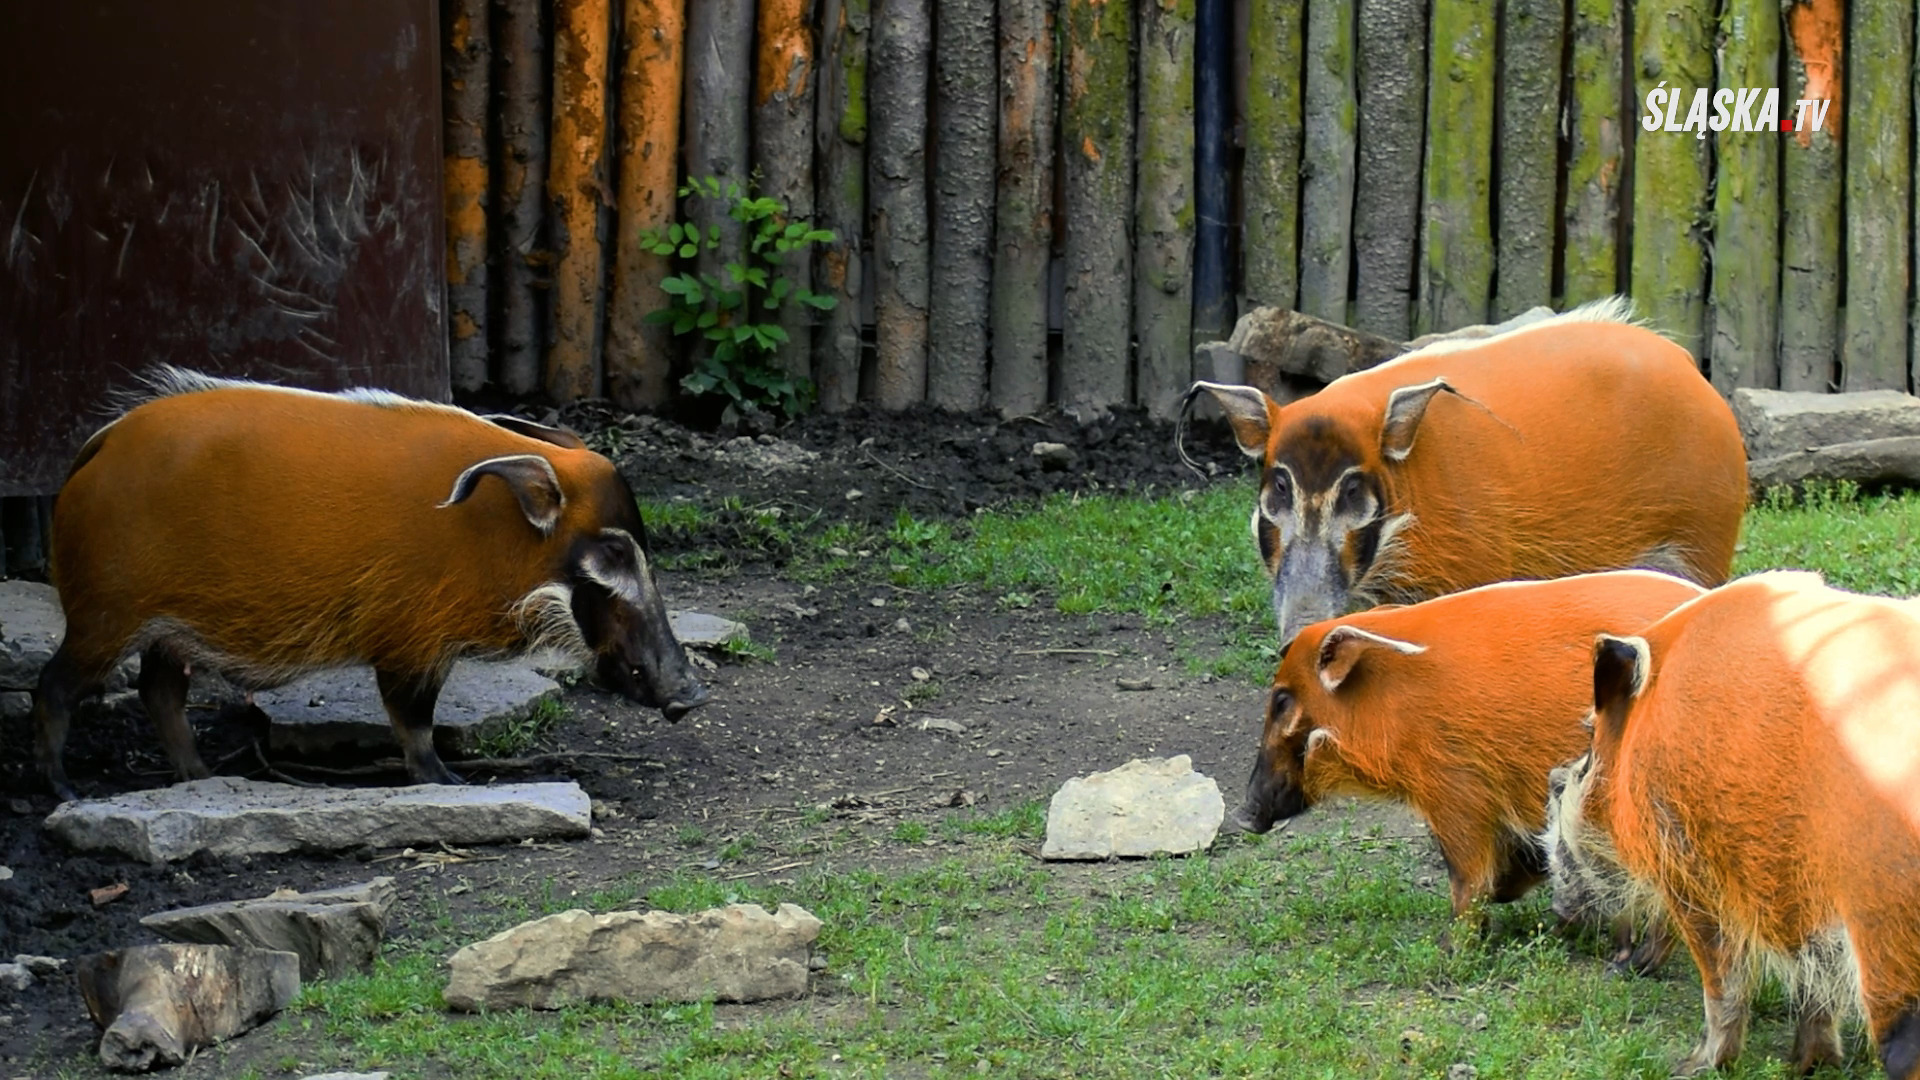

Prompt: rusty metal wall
[{"left": 0, "top": 1, "right": 449, "bottom": 497}]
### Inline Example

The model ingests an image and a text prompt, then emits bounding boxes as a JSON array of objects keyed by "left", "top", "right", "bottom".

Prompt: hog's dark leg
[
  {"left": 33, "top": 644, "right": 100, "bottom": 802},
  {"left": 140, "top": 643, "right": 209, "bottom": 783},
  {"left": 375, "top": 668, "right": 462, "bottom": 785}
]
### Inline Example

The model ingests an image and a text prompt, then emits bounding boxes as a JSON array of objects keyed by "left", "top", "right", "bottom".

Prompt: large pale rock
[
  {"left": 261, "top": 660, "right": 561, "bottom": 758},
  {"left": 669, "top": 610, "right": 747, "bottom": 648},
  {"left": 77, "top": 944, "right": 300, "bottom": 1073},
  {"left": 141, "top": 878, "right": 398, "bottom": 980},
  {"left": 44, "top": 778, "right": 591, "bottom": 864},
  {"left": 1042, "top": 755, "right": 1226, "bottom": 861},
  {"left": 0, "top": 580, "right": 62, "bottom": 692},
  {"left": 1732, "top": 388, "right": 1920, "bottom": 462},
  {"left": 1747, "top": 437, "right": 1920, "bottom": 494},
  {"left": 443, "top": 903, "right": 823, "bottom": 1011}
]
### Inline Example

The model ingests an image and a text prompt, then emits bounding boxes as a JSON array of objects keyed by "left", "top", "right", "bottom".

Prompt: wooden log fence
[{"left": 437, "top": 0, "right": 1892, "bottom": 418}]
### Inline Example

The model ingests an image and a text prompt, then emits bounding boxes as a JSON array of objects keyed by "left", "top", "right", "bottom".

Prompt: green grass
[
  {"left": 278, "top": 821, "right": 1870, "bottom": 1080},
  {"left": 1736, "top": 480, "right": 1920, "bottom": 595},
  {"left": 474, "top": 696, "right": 570, "bottom": 759}
]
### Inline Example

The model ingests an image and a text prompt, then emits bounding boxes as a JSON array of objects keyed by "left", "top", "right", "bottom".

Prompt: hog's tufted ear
[
  {"left": 1185, "top": 381, "right": 1278, "bottom": 460},
  {"left": 439, "top": 454, "right": 566, "bottom": 535},
  {"left": 1591, "top": 635, "right": 1650, "bottom": 736},
  {"left": 1317, "top": 624, "right": 1426, "bottom": 693}
]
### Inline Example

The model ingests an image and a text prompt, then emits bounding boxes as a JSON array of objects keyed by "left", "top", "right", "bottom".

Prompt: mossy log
[
  {"left": 1418, "top": 0, "right": 1494, "bottom": 334},
  {"left": 1134, "top": 0, "right": 1196, "bottom": 419},
  {"left": 869, "top": 0, "right": 933, "bottom": 408},
  {"left": 1707, "top": 0, "right": 1780, "bottom": 390},
  {"left": 1842, "top": 0, "right": 1910, "bottom": 389},
  {"left": 1560, "top": 0, "right": 1624, "bottom": 306},
  {"left": 1061, "top": 0, "right": 1134, "bottom": 415},
  {"left": 813, "top": 0, "right": 870, "bottom": 411},
  {"left": 754, "top": 0, "right": 819, "bottom": 381},
  {"left": 683, "top": 0, "right": 755, "bottom": 291},
  {"left": 442, "top": 0, "right": 490, "bottom": 393},
  {"left": 1242, "top": 0, "right": 1303, "bottom": 312},
  {"left": 1297, "top": 0, "right": 1355, "bottom": 323},
  {"left": 1778, "top": 0, "right": 1842, "bottom": 391},
  {"left": 990, "top": 0, "right": 1056, "bottom": 417},
  {"left": 1494, "top": 0, "right": 1562, "bottom": 320},
  {"left": 607, "top": 0, "right": 684, "bottom": 410},
  {"left": 546, "top": 0, "right": 612, "bottom": 403},
  {"left": 1628, "top": 0, "right": 1713, "bottom": 361},
  {"left": 929, "top": 0, "right": 997, "bottom": 411},
  {"left": 1351, "top": 0, "right": 1424, "bottom": 338},
  {"left": 495, "top": 0, "right": 550, "bottom": 396}
]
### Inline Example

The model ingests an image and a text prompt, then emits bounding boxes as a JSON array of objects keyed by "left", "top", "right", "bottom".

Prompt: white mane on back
[{"left": 1393, "top": 295, "right": 1647, "bottom": 361}]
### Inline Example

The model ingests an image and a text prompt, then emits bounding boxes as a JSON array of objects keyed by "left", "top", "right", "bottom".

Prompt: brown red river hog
[
  {"left": 1547, "top": 571, "right": 1920, "bottom": 1078},
  {"left": 1184, "top": 298, "right": 1748, "bottom": 646},
  {"left": 1232, "top": 569, "right": 1702, "bottom": 955},
  {"left": 33, "top": 367, "right": 709, "bottom": 802}
]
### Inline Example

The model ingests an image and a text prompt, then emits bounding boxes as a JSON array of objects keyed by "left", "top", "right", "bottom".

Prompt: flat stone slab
[
  {"left": 1733, "top": 387, "right": 1920, "bottom": 461},
  {"left": 1042, "top": 755, "right": 1225, "bottom": 861},
  {"left": 261, "top": 659, "right": 561, "bottom": 758},
  {"left": 44, "top": 778, "right": 591, "bottom": 864},
  {"left": 670, "top": 610, "right": 746, "bottom": 648},
  {"left": 0, "top": 580, "right": 62, "bottom": 692},
  {"left": 141, "top": 877, "right": 398, "bottom": 981},
  {"left": 1748, "top": 436, "right": 1920, "bottom": 494},
  {"left": 444, "top": 903, "right": 822, "bottom": 1012}
]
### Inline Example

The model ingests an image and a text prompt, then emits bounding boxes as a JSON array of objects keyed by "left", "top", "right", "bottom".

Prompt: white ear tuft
[{"left": 1317, "top": 624, "right": 1426, "bottom": 692}]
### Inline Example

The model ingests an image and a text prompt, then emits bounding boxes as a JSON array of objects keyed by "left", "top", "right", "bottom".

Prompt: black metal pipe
[{"left": 1193, "top": 0, "right": 1235, "bottom": 341}]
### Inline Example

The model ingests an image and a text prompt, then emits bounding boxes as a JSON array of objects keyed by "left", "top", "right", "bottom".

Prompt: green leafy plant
[{"left": 639, "top": 176, "right": 838, "bottom": 422}]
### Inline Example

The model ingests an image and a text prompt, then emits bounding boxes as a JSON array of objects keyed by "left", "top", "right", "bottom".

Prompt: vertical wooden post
[
  {"left": 992, "top": 0, "right": 1056, "bottom": 416},
  {"left": 1779, "top": 0, "right": 1842, "bottom": 391},
  {"left": 1192, "top": 0, "right": 1235, "bottom": 345},
  {"left": 607, "top": 0, "right": 686, "bottom": 411},
  {"left": 1351, "top": 0, "right": 1426, "bottom": 339},
  {"left": 870, "top": 0, "right": 933, "bottom": 408},
  {"left": 1560, "top": 0, "right": 1623, "bottom": 306},
  {"left": 755, "top": 0, "right": 820, "bottom": 383},
  {"left": 496, "top": 0, "right": 551, "bottom": 396},
  {"left": 814, "top": 0, "right": 870, "bottom": 411},
  {"left": 1707, "top": 0, "right": 1779, "bottom": 390},
  {"left": 929, "top": 0, "right": 997, "bottom": 411},
  {"left": 1494, "top": 0, "right": 1562, "bottom": 320},
  {"left": 684, "top": 0, "right": 756, "bottom": 293},
  {"left": 1061, "top": 0, "right": 1135, "bottom": 416},
  {"left": 547, "top": 0, "right": 613, "bottom": 403},
  {"left": 1629, "top": 0, "right": 1713, "bottom": 361},
  {"left": 1242, "top": 0, "right": 1304, "bottom": 311},
  {"left": 1297, "top": 0, "right": 1355, "bottom": 323},
  {"left": 1418, "top": 0, "right": 1494, "bottom": 334},
  {"left": 444, "top": 0, "right": 491, "bottom": 394},
  {"left": 1843, "top": 0, "right": 1911, "bottom": 389},
  {"left": 1134, "top": 0, "right": 1196, "bottom": 419}
]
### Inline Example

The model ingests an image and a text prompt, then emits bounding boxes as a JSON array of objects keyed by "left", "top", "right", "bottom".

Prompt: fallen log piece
[
  {"left": 1746, "top": 437, "right": 1920, "bottom": 495},
  {"left": 77, "top": 944, "right": 300, "bottom": 1073},
  {"left": 140, "top": 878, "right": 397, "bottom": 981}
]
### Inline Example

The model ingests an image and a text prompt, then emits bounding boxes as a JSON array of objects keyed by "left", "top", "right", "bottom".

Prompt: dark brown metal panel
[{"left": 0, "top": 1, "right": 448, "bottom": 496}]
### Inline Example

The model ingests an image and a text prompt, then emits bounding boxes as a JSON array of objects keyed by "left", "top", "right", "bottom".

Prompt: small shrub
[{"left": 639, "top": 175, "right": 838, "bottom": 423}]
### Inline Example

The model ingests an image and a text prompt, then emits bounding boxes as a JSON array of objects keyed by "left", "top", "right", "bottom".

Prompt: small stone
[
  {"left": 918, "top": 719, "right": 968, "bottom": 735},
  {"left": 1468, "top": 1011, "right": 1490, "bottom": 1031},
  {"left": 1031, "top": 442, "right": 1074, "bottom": 471},
  {"left": 1447, "top": 1066, "right": 1479, "bottom": 1080},
  {"left": 893, "top": 618, "right": 912, "bottom": 633},
  {"left": 0, "top": 691, "right": 30, "bottom": 720},
  {"left": 91, "top": 882, "right": 130, "bottom": 908},
  {"left": 1041, "top": 756, "right": 1226, "bottom": 861},
  {"left": 15, "top": 955, "right": 63, "bottom": 978},
  {"left": 0, "top": 963, "right": 31, "bottom": 992},
  {"left": 933, "top": 925, "right": 957, "bottom": 939},
  {"left": 8, "top": 798, "right": 32, "bottom": 815},
  {"left": 0, "top": 865, "right": 11, "bottom": 881},
  {"left": 869, "top": 597, "right": 887, "bottom": 608},
  {"left": 444, "top": 903, "right": 823, "bottom": 1011},
  {"left": 77, "top": 944, "right": 301, "bottom": 1073},
  {"left": 845, "top": 489, "right": 864, "bottom": 502},
  {"left": 808, "top": 953, "right": 829, "bottom": 971},
  {"left": 827, "top": 547, "right": 851, "bottom": 558},
  {"left": 667, "top": 611, "right": 747, "bottom": 648},
  {"left": 910, "top": 667, "right": 931, "bottom": 682},
  {"left": 301, "top": 1073, "right": 392, "bottom": 1080},
  {"left": 1115, "top": 676, "right": 1154, "bottom": 692}
]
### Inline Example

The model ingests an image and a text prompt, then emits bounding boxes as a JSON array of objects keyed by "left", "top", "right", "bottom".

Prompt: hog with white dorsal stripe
[
  {"left": 1184, "top": 297, "right": 1749, "bottom": 647},
  {"left": 33, "top": 367, "right": 708, "bottom": 801}
]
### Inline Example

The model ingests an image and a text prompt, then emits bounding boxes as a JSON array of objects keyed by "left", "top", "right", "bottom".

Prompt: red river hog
[
  {"left": 1548, "top": 571, "right": 1920, "bottom": 1078},
  {"left": 1185, "top": 298, "right": 1748, "bottom": 645},
  {"left": 33, "top": 367, "right": 709, "bottom": 801},
  {"left": 1232, "top": 569, "right": 1703, "bottom": 953}
]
